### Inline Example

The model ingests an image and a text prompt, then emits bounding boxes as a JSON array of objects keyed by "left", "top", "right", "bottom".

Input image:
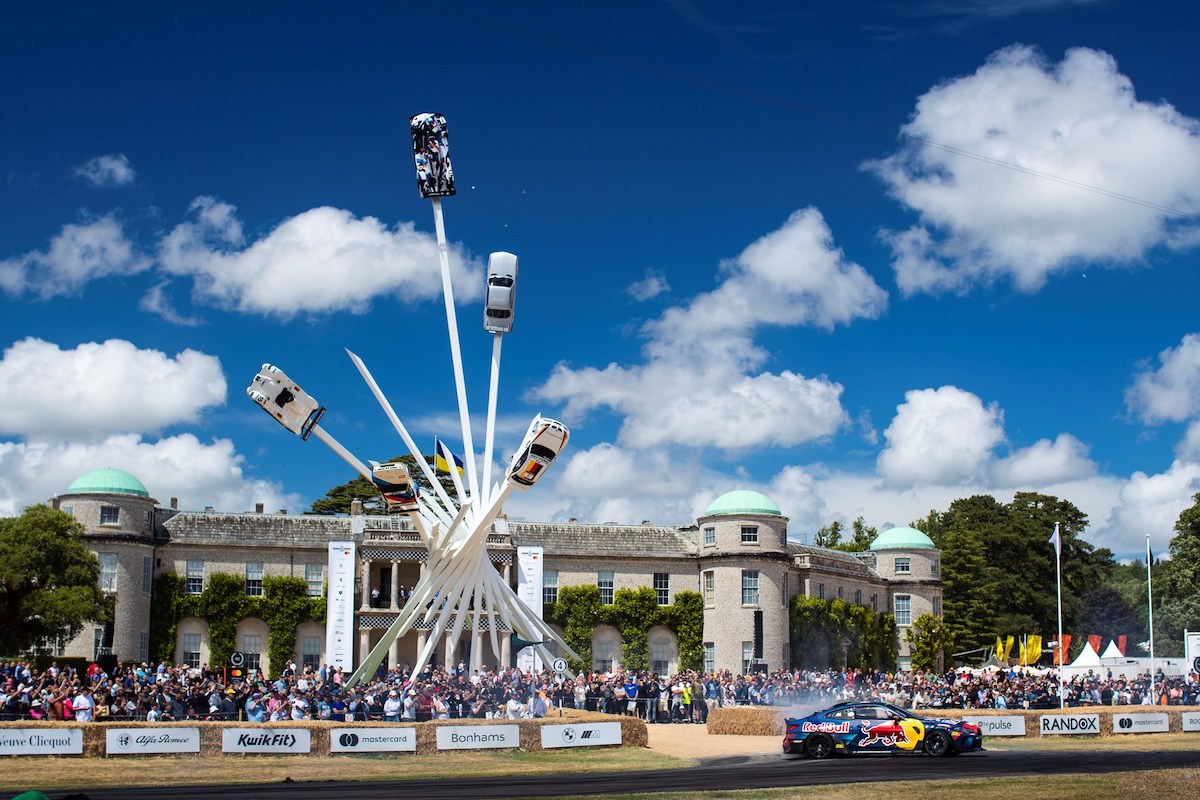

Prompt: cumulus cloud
[
  {"left": 1178, "top": 421, "right": 1200, "bottom": 462},
  {"left": 0, "top": 434, "right": 301, "bottom": 518},
  {"left": 989, "top": 433, "right": 1097, "bottom": 487},
  {"left": 0, "top": 214, "right": 151, "bottom": 298},
  {"left": 534, "top": 209, "right": 885, "bottom": 450},
  {"left": 1126, "top": 333, "right": 1200, "bottom": 424},
  {"left": 158, "top": 197, "right": 482, "bottom": 317},
  {"left": 74, "top": 154, "right": 136, "bottom": 187},
  {"left": 139, "top": 281, "right": 203, "bottom": 326},
  {"left": 627, "top": 270, "right": 670, "bottom": 301},
  {"left": 867, "top": 45, "right": 1200, "bottom": 295},
  {"left": 877, "top": 386, "right": 1005, "bottom": 486},
  {"left": 0, "top": 338, "right": 226, "bottom": 440},
  {"left": 1097, "top": 459, "right": 1200, "bottom": 555}
]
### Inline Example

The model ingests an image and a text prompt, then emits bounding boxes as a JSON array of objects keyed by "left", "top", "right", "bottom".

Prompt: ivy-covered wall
[
  {"left": 788, "top": 594, "right": 898, "bottom": 671},
  {"left": 149, "top": 572, "right": 325, "bottom": 674},
  {"left": 544, "top": 585, "right": 704, "bottom": 673}
]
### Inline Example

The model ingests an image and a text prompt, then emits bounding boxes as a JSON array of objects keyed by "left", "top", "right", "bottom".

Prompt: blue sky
[{"left": 3, "top": 1, "right": 1200, "bottom": 560}]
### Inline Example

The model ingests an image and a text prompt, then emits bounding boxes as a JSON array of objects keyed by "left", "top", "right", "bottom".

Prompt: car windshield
[
  {"left": 529, "top": 443, "right": 557, "bottom": 459},
  {"left": 490, "top": 277, "right": 514, "bottom": 287}
]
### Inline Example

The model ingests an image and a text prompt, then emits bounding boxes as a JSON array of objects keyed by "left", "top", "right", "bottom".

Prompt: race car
[
  {"left": 370, "top": 461, "right": 420, "bottom": 513},
  {"left": 247, "top": 364, "right": 325, "bottom": 440},
  {"left": 782, "top": 701, "right": 983, "bottom": 758},
  {"left": 507, "top": 415, "right": 569, "bottom": 488}
]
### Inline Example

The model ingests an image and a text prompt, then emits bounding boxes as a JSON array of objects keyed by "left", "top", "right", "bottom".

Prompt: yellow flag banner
[
  {"left": 1025, "top": 635, "right": 1042, "bottom": 666},
  {"left": 1002, "top": 635, "right": 1015, "bottom": 662},
  {"left": 995, "top": 636, "right": 1004, "bottom": 661}
]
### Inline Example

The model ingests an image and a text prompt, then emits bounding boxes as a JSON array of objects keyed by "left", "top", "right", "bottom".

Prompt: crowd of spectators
[{"left": 1, "top": 658, "right": 1197, "bottom": 724}]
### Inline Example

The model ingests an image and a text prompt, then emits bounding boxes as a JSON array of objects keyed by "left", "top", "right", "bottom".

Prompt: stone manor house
[{"left": 48, "top": 467, "right": 942, "bottom": 676}]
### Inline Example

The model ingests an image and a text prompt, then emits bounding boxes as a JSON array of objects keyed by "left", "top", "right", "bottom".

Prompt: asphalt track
[{"left": 58, "top": 749, "right": 1200, "bottom": 800}]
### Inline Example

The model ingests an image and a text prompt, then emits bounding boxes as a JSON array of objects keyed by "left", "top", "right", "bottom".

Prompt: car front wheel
[
  {"left": 805, "top": 733, "right": 834, "bottom": 759},
  {"left": 924, "top": 729, "right": 952, "bottom": 757}
]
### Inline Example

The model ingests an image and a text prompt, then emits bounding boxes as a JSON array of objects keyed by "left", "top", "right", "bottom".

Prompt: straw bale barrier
[{"left": 705, "top": 704, "right": 1200, "bottom": 738}]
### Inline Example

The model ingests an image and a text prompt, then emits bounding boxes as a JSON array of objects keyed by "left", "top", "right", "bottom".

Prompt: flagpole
[
  {"left": 1053, "top": 522, "right": 1064, "bottom": 709},
  {"left": 1147, "top": 534, "right": 1155, "bottom": 689}
]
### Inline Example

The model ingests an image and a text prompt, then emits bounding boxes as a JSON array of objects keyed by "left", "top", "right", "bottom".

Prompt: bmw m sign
[{"left": 540, "top": 722, "right": 622, "bottom": 749}]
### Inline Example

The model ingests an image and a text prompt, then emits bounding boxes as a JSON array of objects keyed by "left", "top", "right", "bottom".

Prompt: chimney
[
  {"left": 277, "top": 509, "right": 287, "bottom": 515},
  {"left": 350, "top": 498, "right": 363, "bottom": 515},
  {"left": 568, "top": 517, "right": 578, "bottom": 523},
  {"left": 170, "top": 497, "right": 178, "bottom": 510},
  {"left": 255, "top": 503, "right": 264, "bottom": 514},
  {"left": 642, "top": 520, "right": 652, "bottom": 526},
  {"left": 204, "top": 506, "right": 214, "bottom": 513}
]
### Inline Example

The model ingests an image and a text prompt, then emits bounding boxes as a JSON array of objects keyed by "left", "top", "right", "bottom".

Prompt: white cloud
[
  {"left": 0, "top": 434, "right": 301, "bottom": 518},
  {"left": 1126, "top": 333, "right": 1200, "bottom": 424},
  {"left": 0, "top": 338, "right": 226, "bottom": 440},
  {"left": 0, "top": 214, "right": 150, "bottom": 298},
  {"left": 627, "top": 270, "right": 670, "bottom": 301},
  {"left": 534, "top": 209, "right": 884, "bottom": 450},
  {"left": 1178, "top": 421, "right": 1200, "bottom": 462},
  {"left": 877, "top": 386, "right": 1005, "bottom": 486},
  {"left": 989, "top": 433, "right": 1097, "bottom": 487},
  {"left": 1097, "top": 459, "right": 1200, "bottom": 556},
  {"left": 139, "top": 281, "right": 203, "bottom": 326},
  {"left": 868, "top": 45, "right": 1200, "bottom": 295},
  {"left": 74, "top": 154, "right": 136, "bottom": 187},
  {"left": 158, "top": 197, "right": 483, "bottom": 317}
]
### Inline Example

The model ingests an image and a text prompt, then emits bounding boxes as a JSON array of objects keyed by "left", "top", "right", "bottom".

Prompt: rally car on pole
[{"left": 782, "top": 701, "right": 983, "bottom": 758}]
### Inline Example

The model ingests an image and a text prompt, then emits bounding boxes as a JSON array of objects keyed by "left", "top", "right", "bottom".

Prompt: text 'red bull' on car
[{"left": 782, "top": 701, "right": 983, "bottom": 759}]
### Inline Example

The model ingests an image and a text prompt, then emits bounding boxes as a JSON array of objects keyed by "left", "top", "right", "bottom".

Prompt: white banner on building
[
  {"left": 961, "top": 715, "right": 1026, "bottom": 736},
  {"left": 1183, "top": 712, "right": 1200, "bottom": 732},
  {"left": 515, "top": 545, "right": 544, "bottom": 673},
  {"left": 540, "top": 722, "right": 622, "bottom": 748},
  {"left": 1039, "top": 714, "right": 1100, "bottom": 735},
  {"left": 1112, "top": 712, "right": 1169, "bottom": 733},
  {"left": 106, "top": 727, "right": 200, "bottom": 754},
  {"left": 330, "top": 727, "right": 417, "bottom": 753},
  {"left": 327, "top": 540, "right": 357, "bottom": 672},
  {"left": 222, "top": 729, "right": 311, "bottom": 754},
  {"left": 0, "top": 729, "right": 82, "bottom": 756},
  {"left": 436, "top": 724, "right": 520, "bottom": 750}
]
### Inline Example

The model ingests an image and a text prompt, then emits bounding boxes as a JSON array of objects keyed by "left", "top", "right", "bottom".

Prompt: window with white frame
[
  {"left": 142, "top": 555, "right": 153, "bottom": 593},
  {"left": 894, "top": 594, "right": 912, "bottom": 626},
  {"left": 301, "top": 635, "right": 322, "bottom": 669},
  {"left": 837, "top": 585, "right": 844, "bottom": 599},
  {"left": 741, "top": 525, "right": 758, "bottom": 544},
  {"left": 304, "top": 563, "right": 323, "bottom": 597},
  {"left": 780, "top": 527, "right": 787, "bottom": 546},
  {"left": 242, "top": 634, "right": 263, "bottom": 671},
  {"left": 703, "top": 527, "right": 715, "bottom": 546},
  {"left": 245, "top": 562, "right": 264, "bottom": 596},
  {"left": 703, "top": 642, "right": 715, "bottom": 673},
  {"left": 933, "top": 596, "right": 942, "bottom": 617},
  {"left": 871, "top": 593, "right": 878, "bottom": 611},
  {"left": 782, "top": 573, "right": 789, "bottom": 607},
  {"left": 182, "top": 633, "right": 201, "bottom": 668},
  {"left": 598, "top": 571, "right": 614, "bottom": 605},
  {"left": 817, "top": 582, "right": 825, "bottom": 600},
  {"left": 100, "top": 505, "right": 119, "bottom": 525},
  {"left": 594, "top": 640, "right": 613, "bottom": 671},
  {"left": 61, "top": 504, "right": 73, "bottom": 517},
  {"left": 741, "top": 570, "right": 759, "bottom": 606},
  {"left": 895, "top": 557, "right": 912, "bottom": 574},
  {"left": 650, "top": 637, "right": 671, "bottom": 674},
  {"left": 854, "top": 588, "right": 862, "bottom": 605},
  {"left": 702, "top": 571, "right": 715, "bottom": 607},
  {"left": 742, "top": 641, "right": 754, "bottom": 673},
  {"left": 543, "top": 569, "right": 559, "bottom": 606},
  {"left": 98, "top": 553, "right": 118, "bottom": 592},
  {"left": 185, "top": 560, "right": 204, "bottom": 594},
  {"left": 931, "top": 559, "right": 940, "bottom": 577},
  {"left": 138, "top": 631, "right": 149, "bottom": 662},
  {"left": 653, "top": 572, "right": 670, "bottom": 605}
]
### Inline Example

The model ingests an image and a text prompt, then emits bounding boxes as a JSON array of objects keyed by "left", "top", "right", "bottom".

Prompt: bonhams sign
[
  {"left": 1039, "top": 714, "right": 1100, "bottom": 735},
  {"left": 435, "top": 724, "right": 520, "bottom": 750},
  {"left": 222, "top": 729, "right": 311, "bottom": 753},
  {"left": 107, "top": 727, "right": 200, "bottom": 755},
  {"left": 0, "top": 729, "right": 82, "bottom": 756}
]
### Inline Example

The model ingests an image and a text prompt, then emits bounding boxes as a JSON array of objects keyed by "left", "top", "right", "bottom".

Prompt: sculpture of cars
[
  {"left": 483, "top": 251, "right": 518, "bottom": 334},
  {"left": 782, "top": 701, "right": 983, "bottom": 759},
  {"left": 371, "top": 461, "right": 420, "bottom": 513},
  {"left": 246, "top": 364, "right": 325, "bottom": 439},
  {"left": 507, "top": 416, "right": 569, "bottom": 488}
]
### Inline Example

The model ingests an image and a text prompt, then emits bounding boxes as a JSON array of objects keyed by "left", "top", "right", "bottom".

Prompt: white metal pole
[
  {"left": 430, "top": 197, "right": 479, "bottom": 502},
  {"left": 308, "top": 425, "right": 373, "bottom": 482},
  {"left": 482, "top": 333, "right": 503, "bottom": 494},
  {"left": 1054, "top": 522, "right": 1064, "bottom": 709}
]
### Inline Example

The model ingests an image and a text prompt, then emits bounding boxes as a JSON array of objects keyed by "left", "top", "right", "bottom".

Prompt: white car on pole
[
  {"left": 247, "top": 364, "right": 325, "bottom": 439},
  {"left": 508, "top": 416, "right": 569, "bottom": 488},
  {"left": 484, "top": 251, "right": 518, "bottom": 334}
]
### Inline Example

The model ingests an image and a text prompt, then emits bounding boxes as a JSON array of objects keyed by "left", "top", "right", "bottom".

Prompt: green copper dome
[
  {"left": 870, "top": 525, "right": 935, "bottom": 550},
  {"left": 66, "top": 467, "right": 150, "bottom": 498},
  {"left": 702, "top": 490, "right": 782, "bottom": 517}
]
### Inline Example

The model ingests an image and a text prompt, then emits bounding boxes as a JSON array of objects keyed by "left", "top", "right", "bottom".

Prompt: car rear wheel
[
  {"left": 805, "top": 733, "right": 834, "bottom": 759},
  {"left": 924, "top": 729, "right": 952, "bottom": 757}
]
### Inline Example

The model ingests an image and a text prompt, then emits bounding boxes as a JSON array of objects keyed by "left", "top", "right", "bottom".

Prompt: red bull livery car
[{"left": 783, "top": 702, "right": 983, "bottom": 758}]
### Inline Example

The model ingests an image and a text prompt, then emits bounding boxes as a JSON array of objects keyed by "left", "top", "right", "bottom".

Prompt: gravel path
[{"left": 645, "top": 721, "right": 780, "bottom": 761}]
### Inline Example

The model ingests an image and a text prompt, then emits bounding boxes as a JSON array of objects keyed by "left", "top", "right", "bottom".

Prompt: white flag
[{"left": 1049, "top": 522, "right": 1061, "bottom": 558}]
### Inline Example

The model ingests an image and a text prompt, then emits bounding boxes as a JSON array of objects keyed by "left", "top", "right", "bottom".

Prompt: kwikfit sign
[
  {"left": 222, "top": 729, "right": 311, "bottom": 753},
  {"left": 1040, "top": 714, "right": 1100, "bottom": 735}
]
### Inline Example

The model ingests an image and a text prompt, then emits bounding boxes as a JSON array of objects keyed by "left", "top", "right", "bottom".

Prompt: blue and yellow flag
[{"left": 433, "top": 437, "right": 465, "bottom": 476}]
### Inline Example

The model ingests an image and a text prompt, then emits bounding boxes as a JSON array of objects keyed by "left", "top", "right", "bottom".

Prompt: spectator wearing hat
[
  {"left": 245, "top": 692, "right": 266, "bottom": 722},
  {"left": 401, "top": 688, "right": 418, "bottom": 721},
  {"left": 383, "top": 689, "right": 403, "bottom": 722}
]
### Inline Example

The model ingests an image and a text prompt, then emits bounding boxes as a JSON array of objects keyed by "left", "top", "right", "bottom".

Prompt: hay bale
[{"left": 706, "top": 706, "right": 782, "bottom": 736}]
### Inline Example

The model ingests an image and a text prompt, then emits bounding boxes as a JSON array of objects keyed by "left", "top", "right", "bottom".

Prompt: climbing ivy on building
[
  {"left": 149, "top": 572, "right": 325, "bottom": 673},
  {"left": 789, "top": 594, "right": 898, "bottom": 671},
  {"left": 544, "top": 585, "right": 704, "bottom": 674}
]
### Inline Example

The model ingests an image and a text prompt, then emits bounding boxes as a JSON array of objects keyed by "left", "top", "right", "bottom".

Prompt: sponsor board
[
  {"left": 1112, "top": 713, "right": 1169, "bottom": 734},
  {"left": 1182, "top": 712, "right": 1200, "bottom": 732},
  {"left": 961, "top": 715, "right": 1026, "bottom": 736},
  {"left": 222, "top": 729, "right": 311, "bottom": 754},
  {"left": 0, "top": 729, "right": 83, "bottom": 756},
  {"left": 435, "top": 724, "right": 520, "bottom": 751},
  {"left": 106, "top": 727, "right": 200, "bottom": 755},
  {"left": 1040, "top": 714, "right": 1100, "bottom": 735},
  {"left": 540, "top": 722, "right": 623, "bottom": 749},
  {"left": 330, "top": 727, "right": 417, "bottom": 753}
]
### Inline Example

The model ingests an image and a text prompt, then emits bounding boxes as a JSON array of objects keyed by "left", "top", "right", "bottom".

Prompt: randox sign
[
  {"left": 222, "top": 729, "right": 311, "bottom": 754},
  {"left": 540, "top": 722, "right": 622, "bottom": 749},
  {"left": 1112, "top": 713, "right": 1169, "bottom": 733},
  {"left": 329, "top": 727, "right": 417, "bottom": 753},
  {"left": 435, "top": 724, "right": 520, "bottom": 751},
  {"left": 1183, "top": 712, "right": 1200, "bottom": 732},
  {"left": 1039, "top": 714, "right": 1100, "bottom": 735},
  {"left": 0, "top": 729, "right": 83, "bottom": 756},
  {"left": 961, "top": 715, "right": 1026, "bottom": 736},
  {"left": 106, "top": 727, "right": 200, "bottom": 755}
]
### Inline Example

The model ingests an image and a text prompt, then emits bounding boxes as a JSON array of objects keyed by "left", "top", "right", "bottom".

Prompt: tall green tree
[
  {"left": 309, "top": 454, "right": 458, "bottom": 514},
  {"left": 1154, "top": 493, "right": 1200, "bottom": 655},
  {"left": 840, "top": 516, "right": 878, "bottom": 552},
  {"left": 906, "top": 613, "right": 955, "bottom": 672},
  {"left": 938, "top": 527, "right": 998, "bottom": 655},
  {"left": 0, "top": 505, "right": 111, "bottom": 654},
  {"left": 813, "top": 520, "right": 843, "bottom": 548}
]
